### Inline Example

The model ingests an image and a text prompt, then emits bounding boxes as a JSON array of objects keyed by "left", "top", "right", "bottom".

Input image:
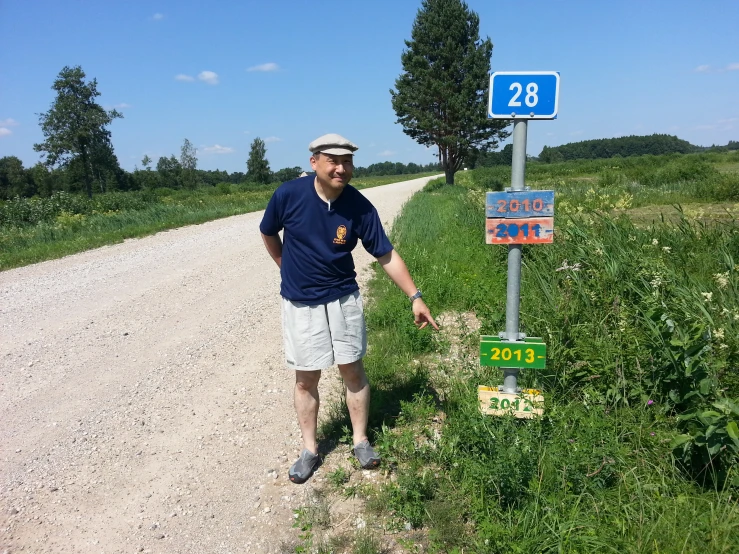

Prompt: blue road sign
[{"left": 488, "top": 72, "right": 560, "bottom": 120}]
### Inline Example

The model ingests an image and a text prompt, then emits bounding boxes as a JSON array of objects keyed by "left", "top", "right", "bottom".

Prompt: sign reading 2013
[{"left": 488, "top": 71, "right": 560, "bottom": 120}]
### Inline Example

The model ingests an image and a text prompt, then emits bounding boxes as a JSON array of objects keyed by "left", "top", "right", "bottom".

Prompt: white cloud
[
  {"left": 726, "top": 63, "right": 739, "bottom": 71},
  {"left": 247, "top": 63, "right": 280, "bottom": 72},
  {"left": 198, "top": 71, "right": 219, "bottom": 85},
  {"left": 694, "top": 64, "right": 711, "bottom": 73},
  {"left": 378, "top": 150, "right": 395, "bottom": 157},
  {"left": 201, "top": 144, "right": 234, "bottom": 154},
  {"left": 263, "top": 136, "right": 281, "bottom": 143},
  {"left": 152, "top": 13, "right": 164, "bottom": 21},
  {"left": 114, "top": 103, "right": 132, "bottom": 109},
  {"left": 175, "top": 74, "right": 195, "bottom": 82},
  {"left": 0, "top": 127, "right": 11, "bottom": 137},
  {"left": 0, "top": 118, "right": 19, "bottom": 126}
]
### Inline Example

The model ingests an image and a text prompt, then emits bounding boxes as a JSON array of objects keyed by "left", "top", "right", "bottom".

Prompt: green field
[
  {"left": 0, "top": 172, "right": 439, "bottom": 271},
  {"left": 301, "top": 151, "right": 739, "bottom": 553}
]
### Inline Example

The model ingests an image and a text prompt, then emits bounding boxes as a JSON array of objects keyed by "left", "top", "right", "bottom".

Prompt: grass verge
[
  {"left": 308, "top": 154, "right": 739, "bottom": 553},
  {"left": 0, "top": 173, "right": 439, "bottom": 271}
]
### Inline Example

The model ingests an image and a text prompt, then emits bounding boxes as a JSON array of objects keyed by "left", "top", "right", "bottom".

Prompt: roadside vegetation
[
  {"left": 0, "top": 172, "right": 439, "bottom": 271},
  {"left": 305, "top": 150, "right": 739, "bottom": 553}
]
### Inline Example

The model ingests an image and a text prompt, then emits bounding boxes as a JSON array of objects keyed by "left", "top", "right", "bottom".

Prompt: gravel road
[{"left": 0, "top": 176, "right": 438, "bottom": 554}]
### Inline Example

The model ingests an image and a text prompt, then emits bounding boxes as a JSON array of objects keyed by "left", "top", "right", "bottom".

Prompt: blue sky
[{"left": 1, "top": 0, "right": 737, "bottom": 174}]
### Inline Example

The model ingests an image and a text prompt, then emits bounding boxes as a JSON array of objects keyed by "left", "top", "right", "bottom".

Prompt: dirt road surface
[{"left": 1, "top": 176, "right": 438, "bottom": 554}]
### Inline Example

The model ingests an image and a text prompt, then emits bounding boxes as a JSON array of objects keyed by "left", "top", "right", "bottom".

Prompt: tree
[
  {"left": 273, "top": 166, "right": 302, "bottom": 183},
  {"left": 34, "top": 66, "right": 123, "bottom": 198},
  {"left": 180, "top": 138, "right": 198, "bottom": 189},
  {"left": 157, "top": 155, "right": 181, "bottom": 188},
  {"left": 141, "top": 155, "right": 152, "bottom": 170},
  {"left": 246, "top": 137, "right": 272, "bottom": 184},
  {"left": 390, "top": 0, "right": 509, "bottom": 184},
  {"left": 0, "top": 156, "right": 32, "bottom": 199}
]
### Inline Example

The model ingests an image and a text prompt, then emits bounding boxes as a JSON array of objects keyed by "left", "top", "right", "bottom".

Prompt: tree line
[{"left": 537, "top": 134, "right": 738, "bottom": 163}]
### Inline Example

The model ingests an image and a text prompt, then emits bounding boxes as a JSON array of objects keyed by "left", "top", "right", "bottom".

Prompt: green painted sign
[{"left": 480, "top": 336, "right": 546, "bottom": 369}]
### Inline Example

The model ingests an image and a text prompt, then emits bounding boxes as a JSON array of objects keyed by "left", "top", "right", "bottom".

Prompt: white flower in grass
[
  {"left": 702, "top": 292, "right": 713, "bottom": 302},
  {"left": 629, "top": 235, "right": 637, "bottom": 242},
  {"left": 720, "top": 343, "right": 729, "bottom": 349},
  {"left": 595, "top": 248, "right": 604, "bottom": 256},
  {"left": 714, "top": 328, "right": 725, "bottom": 340},
  {"left": 650, "top": 275, "right": 663, "bottom": 289},
  {"left": 652, "top": 238, "right": 659, "bottom": 246},
  {"left": 662, "top": 246, "right": 671, "bottom": 253},
  {"left": 714, "top": 272, "right": 729, "bottom": 289},
  {"left": 556, "top": 260, "right": 581, "bottom": 272}
]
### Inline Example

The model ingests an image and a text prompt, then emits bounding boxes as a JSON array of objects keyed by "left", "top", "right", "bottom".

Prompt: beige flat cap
[{"left": 308, "top": 133, "right": 358, "bottom": 156}]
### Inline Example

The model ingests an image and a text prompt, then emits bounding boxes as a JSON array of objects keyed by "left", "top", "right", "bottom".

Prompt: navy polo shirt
[{"left": 259, "top": 175, "right": 394, "bottom": 305}]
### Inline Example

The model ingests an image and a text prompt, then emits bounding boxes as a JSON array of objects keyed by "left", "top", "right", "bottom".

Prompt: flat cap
[{"left": 308, "top": 133, "right": 358, "bottom": 156}]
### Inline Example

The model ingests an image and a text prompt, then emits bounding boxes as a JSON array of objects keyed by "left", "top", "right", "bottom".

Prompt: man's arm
[
  {"left": 377, "top": 249, "right": 439, "bottom": 330},
  {"left": 261, "top": 233, "right": 283, "bottom": 268}
]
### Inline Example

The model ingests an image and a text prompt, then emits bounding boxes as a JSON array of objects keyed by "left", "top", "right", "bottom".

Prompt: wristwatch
[{"left": 409, "top": 290, "right": 423, "bottom": 303}]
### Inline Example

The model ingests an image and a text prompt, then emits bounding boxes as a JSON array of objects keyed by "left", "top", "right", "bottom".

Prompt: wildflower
[
  {"left": 713, "top": 328, "right": 725, "bottom": 340},
  {"left": 650, "top": 275, "right": 663, "bottom": 289},
  {"left": 662, "top": 246, "right": 671, "bottom": 253},
  {"left": 720, "top": 343, "right": 729, "bottom": 349},
  {"left": 650, "top": 432, "right": 656, "bottom": 436},
  {"left": 629, "top": 235, "right": 637, "bottom": 242},
  {"left": 722, "top": 308, "right": 730, "bottom": 316},
  {"left": 702, "top": 292, "right": 713, "bottom": 302},
  {"left": 595, "top": 248, "right": 604, "bottom": 256},
  {"left": 652, "top": 238, "right": 659, "bottom": 246},
  {"left": 714, "top": 272, "right": 729, "bottom": 289},
  {"left": 556, "top": 260, "right": 581, "bottom": 272},
  {"left": 647, "top": 399, "right": 654, "bottom": 406}
]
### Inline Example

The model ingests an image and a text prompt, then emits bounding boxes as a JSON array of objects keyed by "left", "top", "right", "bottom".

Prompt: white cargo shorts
[{"left": 281, "top": 290, "right": 367, "bottom": 370}]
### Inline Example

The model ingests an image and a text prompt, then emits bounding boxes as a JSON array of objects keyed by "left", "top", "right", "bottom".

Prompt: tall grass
[
  {"left": 318, "top": 153, "right": 739, "bottom": 552},
  {"left": 0, "top": 173, "right": 436, "bottom": 270}
]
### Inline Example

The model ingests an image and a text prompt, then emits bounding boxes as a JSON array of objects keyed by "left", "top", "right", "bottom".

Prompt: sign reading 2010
[{"left": 488, "top": 71, "right": 560, "bottom": 120}]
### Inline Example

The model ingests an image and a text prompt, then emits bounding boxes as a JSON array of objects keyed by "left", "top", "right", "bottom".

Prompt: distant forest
[
  {"left": 0, "top": 154, "right": 441, "bottom": 201},
  {"left": 537, "top": 134, "right": 739, "bottom": 163},
  {"left": 469, "top": 134, "right": 738, "bottom": 167}
]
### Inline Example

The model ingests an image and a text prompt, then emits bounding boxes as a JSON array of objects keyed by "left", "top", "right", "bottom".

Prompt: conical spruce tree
[{"left": 391, "top": 0, "right": 509, "bottom": 184}]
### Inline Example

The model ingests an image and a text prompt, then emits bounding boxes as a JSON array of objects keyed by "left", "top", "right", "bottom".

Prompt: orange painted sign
[{"left": 486, "top": 217, "right": 554, "bottom": 244}]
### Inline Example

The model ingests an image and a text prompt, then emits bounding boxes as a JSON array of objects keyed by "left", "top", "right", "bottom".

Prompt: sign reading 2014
[{"left": 488, "top": 71, "right": 560, "bottom": 120}]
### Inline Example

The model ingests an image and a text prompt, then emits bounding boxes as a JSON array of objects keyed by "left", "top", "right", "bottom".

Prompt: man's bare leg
[
  {"left": 294, "top": 370, "right": 321, "bottom": 454},
  {"left": 338, "top": 360, "right": 370, "bottom": 446}
]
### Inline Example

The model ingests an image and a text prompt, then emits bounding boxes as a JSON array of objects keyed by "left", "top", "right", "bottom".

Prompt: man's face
[{"left": 310, "top": 153, "right": 354, "bottom": 189}]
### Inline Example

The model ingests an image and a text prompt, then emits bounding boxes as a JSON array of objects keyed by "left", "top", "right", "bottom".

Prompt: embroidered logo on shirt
[{"left": 333, "top": 225, "right": 347, "bottom": 245}]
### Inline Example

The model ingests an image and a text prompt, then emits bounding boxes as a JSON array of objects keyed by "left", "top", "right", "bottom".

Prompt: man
[{"left": 260, "top": 133, "right": 438, "bottom": 484}]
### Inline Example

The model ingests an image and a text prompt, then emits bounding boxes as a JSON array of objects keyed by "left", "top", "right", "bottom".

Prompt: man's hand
[{"left": 412, "top": 299, "right": 439, "bottom": 330}]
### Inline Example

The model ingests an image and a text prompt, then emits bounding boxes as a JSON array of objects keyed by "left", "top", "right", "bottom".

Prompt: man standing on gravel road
[{"left": 260, "top": 133, "right": 438, "bottom": 484}]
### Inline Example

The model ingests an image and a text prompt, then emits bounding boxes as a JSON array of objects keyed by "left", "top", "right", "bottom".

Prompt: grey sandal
[
  {"left": 288, "top": 449, "right": 320, "bottom": 484},
  {"left": 354, "top": 440, "right": 381, "bottom": 469}
]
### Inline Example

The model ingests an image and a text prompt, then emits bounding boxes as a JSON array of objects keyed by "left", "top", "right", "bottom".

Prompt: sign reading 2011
[{"left": 488, "top": 71, "right": 560, "bottom": 120}]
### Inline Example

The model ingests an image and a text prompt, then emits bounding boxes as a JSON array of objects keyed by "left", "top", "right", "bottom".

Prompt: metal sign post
[{"left": 479, "top": 71, "right": 560, "bottom": 417}]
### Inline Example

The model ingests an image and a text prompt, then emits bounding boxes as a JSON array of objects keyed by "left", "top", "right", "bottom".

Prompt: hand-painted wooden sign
[
  {"left": 486, "top": 217, "right": 554, "bottom": 244},
  {"left": 486, "top": 190, "right": 554, "bottom": 218},
  {"left": 478, "top": 386, "right": 544, "bottom": 418}
]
